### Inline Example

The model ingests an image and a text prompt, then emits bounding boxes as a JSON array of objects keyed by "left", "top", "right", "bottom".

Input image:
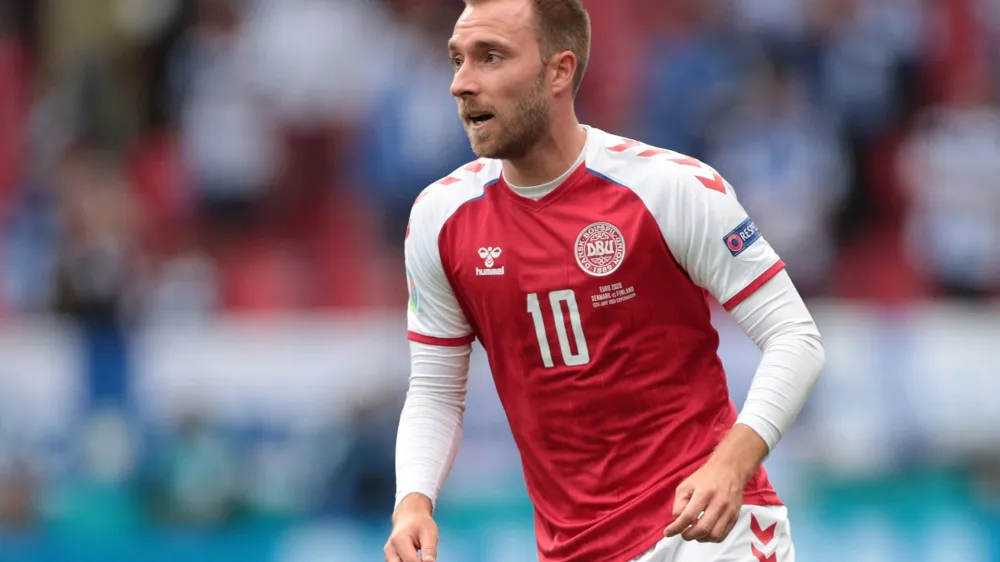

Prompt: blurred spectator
[
  {"left": 247, "top": 0, "right": 391, "bottom": 130},
  {"left": 353, "top": 0, "right": 473, "bottom": 247},
  {"left": 0, "top": 177, "right": 60, "bottom": 316},
  {"left": 243, "top": 429, "right": 316, "bottom": 520},
  {"left": 51, "top": 145, "right": 137, "bottom": 322},
  {"left": 142, "top": 407, "right": 244, "bottom": 529},
  {"left": 169, "top": 0, "right": 278, "bottom": 251},
  {"left": 811, "top": 0, "right": 925, "bottom": 138},
  {"left": 897, "top": 63, "right": 1000, "bottom": 298},
  {"left": 727, "top": 0, "right": 809, "bottom": 58},
  {"left": 320, "top": 393, "right": 400, "bottom": 520},
  {"left": 44, "top": 408, "right": 141, "bottom": 540},
  {"left": 138, "top": 245, "right": 219, "bottom": 322},
  {"left": 631, "top": 0, "right": 749, "bottom": 157},
  {"left": 708, "top": 59, "right": 848, "bottom": 295},
  {"left": 243, "top": 419, "right": 349, "bottom": 521}
]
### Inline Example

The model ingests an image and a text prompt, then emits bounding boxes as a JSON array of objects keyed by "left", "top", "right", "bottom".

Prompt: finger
[
  {"left": 665, "top": 491, "right": 707, "bottom": 537},
  {"left": 384, "top": 543, "right": 403, "bottom": 562},
  {"left": 391, "top": 535, "right": 422, "bottom": 562},
  {"left": 672, "top": 485, "right": 694, "bottom": 518},
  {"left": 418, "top": 527, "right": 439, "bottom": 562},
  {"left": 664, "top": 490, "right": 710, "bottom": 537},
  {"left": 703, "top": 509, "right": 739, "bottom": 543},
  {"left": 683, "top": 498, "right": 727, "bottom": 541}
]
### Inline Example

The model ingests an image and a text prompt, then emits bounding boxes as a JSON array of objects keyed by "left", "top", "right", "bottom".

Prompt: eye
[
  {"left": 485, "top": 53, "right": 502, "bottom": 63},
  {"left": 451, "top": 56, "right": 463, "bottom": 70}
]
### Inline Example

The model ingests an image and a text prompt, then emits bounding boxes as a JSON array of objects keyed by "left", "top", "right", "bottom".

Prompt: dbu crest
[{"left": 575, "top": 222, "right": 626, "bottom": 277}]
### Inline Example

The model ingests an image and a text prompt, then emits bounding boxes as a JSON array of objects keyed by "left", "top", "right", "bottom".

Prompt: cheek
[
  {"left": 493, "top": 68, "right": 538, "bottom": 104},
  {"left": 494, "top": 91, "right": 529, "bottom": 119}
]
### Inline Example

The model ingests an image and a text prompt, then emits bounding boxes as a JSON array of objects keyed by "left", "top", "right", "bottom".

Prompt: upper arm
[
  {"left": 405, "top": 192, "right": 475, "bottom": 346},
  {"left": 658, "top": 164, "right": 785, "bottom": 310},
  {"left": 728, "top": 269, "right": 821, "bottom": 350}
]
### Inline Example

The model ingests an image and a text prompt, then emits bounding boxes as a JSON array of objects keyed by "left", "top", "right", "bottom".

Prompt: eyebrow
[{"left": 447, "top": 39, "right": 509, "bottom": 54}]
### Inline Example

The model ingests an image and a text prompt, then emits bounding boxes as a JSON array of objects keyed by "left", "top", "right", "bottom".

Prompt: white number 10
[{"left": 526, "top": 290, "right": 590, "bottom": 368}]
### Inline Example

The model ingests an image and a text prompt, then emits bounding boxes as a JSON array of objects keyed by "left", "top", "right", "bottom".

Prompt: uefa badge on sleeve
[{"left": 724, "top": 217, "right": 762, "bottom": 257}]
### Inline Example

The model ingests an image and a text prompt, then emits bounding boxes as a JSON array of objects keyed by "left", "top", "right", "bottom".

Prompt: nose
[{"left": 450, "top": 63, "right": 479, "bottom": 99}]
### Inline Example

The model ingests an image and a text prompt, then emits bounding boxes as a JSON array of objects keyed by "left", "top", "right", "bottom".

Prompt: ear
[{"left": 548, "top": 51, "right": 577, "bottom": 97}]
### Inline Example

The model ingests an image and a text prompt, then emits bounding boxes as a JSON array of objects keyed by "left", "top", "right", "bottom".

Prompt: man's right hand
[{"left": 385, "top": 493, "right": 439, "bottom": 562}]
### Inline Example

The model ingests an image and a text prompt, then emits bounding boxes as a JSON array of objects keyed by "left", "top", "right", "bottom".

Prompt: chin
[
  {"left": 468, "top": 137, "right": 500, "bottom": 159},
  {"left": 473, "top": 144, "right": 510, "bottom": 160}
]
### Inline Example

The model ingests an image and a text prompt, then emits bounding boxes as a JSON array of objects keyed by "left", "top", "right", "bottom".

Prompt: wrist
[
  {"left": 709, "top": 424, "right": 769, "bottom": 482},
  {"left": 393, "top": 492, "right": 434, "bottom": 521}
]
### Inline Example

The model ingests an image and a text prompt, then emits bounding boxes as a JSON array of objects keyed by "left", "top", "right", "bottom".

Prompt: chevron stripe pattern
[
  {"left": 607, "top": 137, "right": 727, "bottom": 193},
  {"left": 750, "top": 514, "right": 779, "bottom": 562}
]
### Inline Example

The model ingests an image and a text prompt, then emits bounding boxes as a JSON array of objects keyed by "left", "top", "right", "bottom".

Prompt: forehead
[{"left": 448, "top": 0, "right": 537, "bottom": 51}]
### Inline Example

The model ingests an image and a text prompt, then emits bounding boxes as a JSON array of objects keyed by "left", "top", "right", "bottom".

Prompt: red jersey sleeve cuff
[
  {"left": 722, "top": 260, "right": 786, "bottom": 311},
  {"left": 407, "top": 331, "right": 475, "bottom": 346}
]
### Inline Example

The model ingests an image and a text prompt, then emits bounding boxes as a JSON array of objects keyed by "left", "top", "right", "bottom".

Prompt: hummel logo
[
  {"left": 478, "top": 247, "right": 502, "bottom": 267},
  {"left": 476, "top": 247, "right": 504, "bottom": 276}
]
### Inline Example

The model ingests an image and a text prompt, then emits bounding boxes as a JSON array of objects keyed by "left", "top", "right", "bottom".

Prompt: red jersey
[{"left": 405, "top": 126, "right": 784, "bottom": 562}]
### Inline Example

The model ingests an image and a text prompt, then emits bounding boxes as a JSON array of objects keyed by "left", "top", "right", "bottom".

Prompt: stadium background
[{"left": 0, "top": 0, "right": 997, "bottom": 560}]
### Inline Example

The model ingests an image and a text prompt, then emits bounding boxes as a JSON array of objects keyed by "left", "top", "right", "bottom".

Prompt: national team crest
[{"left": 575, "top": 222, "right": 626, "bottom": 276}]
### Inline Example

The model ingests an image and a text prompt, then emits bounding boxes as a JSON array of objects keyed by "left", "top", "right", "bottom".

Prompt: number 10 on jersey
[{"left": 526, "top": 290, "right": 591, "bottom": 368}]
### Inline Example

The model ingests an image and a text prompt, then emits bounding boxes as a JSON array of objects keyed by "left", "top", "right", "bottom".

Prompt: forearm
[
  {"left": 729, "top": 270, "right": 826, "bottom": 452},
  {"left": 394, "top": 341, "right": 472, "bottom": 513}
]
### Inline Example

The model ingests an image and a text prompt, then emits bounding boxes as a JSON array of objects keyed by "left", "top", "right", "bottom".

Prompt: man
[{"left": 385, "top": 1, "right": 825, "bottom": 561}]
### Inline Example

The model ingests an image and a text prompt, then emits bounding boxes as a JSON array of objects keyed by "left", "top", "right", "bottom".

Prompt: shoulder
[
  {"left": 407, "top": 159, "right": 503, "bottom": 237},
  {"left": 584, "top": 127, "right": 733, "bottom": 205}
]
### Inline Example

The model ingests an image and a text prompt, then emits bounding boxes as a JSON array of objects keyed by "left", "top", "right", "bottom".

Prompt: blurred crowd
[
  {"left": 0, "top": 0, "right": 997, "bottom": 324},
  {"left": 0, "top": 386, "right": 405, "bottom": 537},
  {"left": 0, "top": 0, "right": 997, "bottom": 541}
]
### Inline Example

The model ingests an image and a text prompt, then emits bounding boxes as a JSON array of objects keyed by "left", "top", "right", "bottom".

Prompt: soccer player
[{"left": 385, "top": 1, "right": 825, "bottom": 561}]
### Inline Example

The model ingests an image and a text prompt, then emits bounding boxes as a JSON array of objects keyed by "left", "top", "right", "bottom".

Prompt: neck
[{"left": 502, "top": 113, "right": 586, "bottom": 187}]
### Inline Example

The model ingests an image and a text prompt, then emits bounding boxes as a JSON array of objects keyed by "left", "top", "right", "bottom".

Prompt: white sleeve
[
  {"left": 394, "top": 341, "right": 471, "bottom": 511},
  {"left": 405, "top": 192, "right": 475, "bottom": 346},
  {"left": 729, "top": 270, "right": 825, "bottom": 450},
  {"left": 660, "top": 166, "right": 785, "bottom": 310}
]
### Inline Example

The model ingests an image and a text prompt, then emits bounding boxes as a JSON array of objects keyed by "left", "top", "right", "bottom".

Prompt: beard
[{"left": 459, "top": 71, "right": 551, "bottom": 160}]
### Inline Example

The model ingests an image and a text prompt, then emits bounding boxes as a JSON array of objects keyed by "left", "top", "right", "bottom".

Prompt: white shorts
[{"left": 631, "top": 505, "right": 794, "bottom": 562}]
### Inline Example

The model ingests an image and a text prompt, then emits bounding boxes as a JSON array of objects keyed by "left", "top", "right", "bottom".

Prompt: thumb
[
  {"left": 673, "top": 484, "right": 693, "bottom": 518},
  {"left": 418, "top": 527, "right": 438, "bottom": 561}
]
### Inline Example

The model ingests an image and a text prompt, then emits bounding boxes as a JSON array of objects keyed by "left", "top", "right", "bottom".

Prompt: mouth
[{"left": 467, "top": 112, "right": 495, "bottom": 129}]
